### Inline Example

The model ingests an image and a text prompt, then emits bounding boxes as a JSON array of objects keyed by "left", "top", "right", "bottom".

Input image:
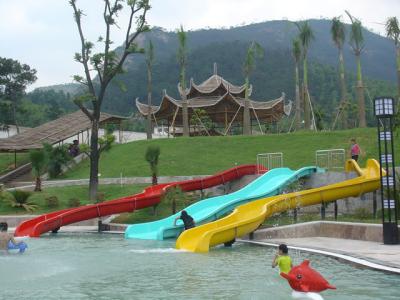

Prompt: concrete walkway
[{"left": 250, "top": 237, "right": 400, "bottom": 273}]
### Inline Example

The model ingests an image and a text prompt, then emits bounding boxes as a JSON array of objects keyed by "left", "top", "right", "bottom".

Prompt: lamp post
[{"left": 374, "top": 97, "right": 399, "bottom": 244}]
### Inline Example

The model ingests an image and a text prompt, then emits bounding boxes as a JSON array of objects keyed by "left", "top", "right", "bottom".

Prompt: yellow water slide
[{"left": 176, "top": 159, "right": 383, "bottom": 253}]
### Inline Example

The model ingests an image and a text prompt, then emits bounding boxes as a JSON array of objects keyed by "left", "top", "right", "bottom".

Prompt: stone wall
[{"left": 250, "top": 221, "right": 400, "bottom": 243}]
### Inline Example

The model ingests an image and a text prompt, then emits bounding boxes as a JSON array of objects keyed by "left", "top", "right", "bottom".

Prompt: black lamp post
[{"left": 374, "top": 97, "right": 399, "bottom": 244}]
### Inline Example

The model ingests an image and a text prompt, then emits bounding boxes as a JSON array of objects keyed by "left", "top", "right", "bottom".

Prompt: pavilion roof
[
  {"left": 0, "top": 110, "right": 126, "bottom": 152},
  {"left": 136, "top": 91, "right": 291, "bottom": 124},
  {"left": 179, "top": 75, "right": 252, "bottom": 99}
]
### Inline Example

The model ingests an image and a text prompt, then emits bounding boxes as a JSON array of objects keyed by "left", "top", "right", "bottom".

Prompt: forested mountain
[{"left": 26, "top": 19, "right": 398, "bottom": 128}]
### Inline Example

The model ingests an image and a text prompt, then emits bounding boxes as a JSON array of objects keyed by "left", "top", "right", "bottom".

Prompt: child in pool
[
  {"left": 173, "top": 210, "right": 195, "bottom": 230},
  {"left": 0, "top": 222, "right": 22, "bottom": 253},
  {"left": 272, "top": 244, "right": 293, "bottom": 274}
]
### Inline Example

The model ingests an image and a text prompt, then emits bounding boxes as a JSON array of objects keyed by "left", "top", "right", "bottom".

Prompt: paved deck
[{"left": 246, "top": 237, "right": 400, "bottom": 273}]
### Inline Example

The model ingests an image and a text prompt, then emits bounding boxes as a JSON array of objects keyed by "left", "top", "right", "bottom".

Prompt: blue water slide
[{"left": 125, "top": 166, "right": 320, "bottom": 240}]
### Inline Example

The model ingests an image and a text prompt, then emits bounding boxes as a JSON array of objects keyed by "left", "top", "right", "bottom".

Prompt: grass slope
[
  {"left": 62, "top": 128, "right": 397, "bottom": 179},
  {"left": 0, "top": 184, "right": 147, "bottom": 215}
]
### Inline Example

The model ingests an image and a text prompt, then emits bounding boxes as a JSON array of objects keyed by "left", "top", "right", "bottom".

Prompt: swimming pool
[{"left": 1, "top": 233, "right": 399, "bottom": 299}]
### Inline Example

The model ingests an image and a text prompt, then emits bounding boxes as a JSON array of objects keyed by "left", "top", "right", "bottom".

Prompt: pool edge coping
[{"left": 238, "top": 239, "right": 400, "bottom": 275}]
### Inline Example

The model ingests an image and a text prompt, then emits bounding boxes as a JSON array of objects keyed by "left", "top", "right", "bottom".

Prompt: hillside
[
  {"left": 94, "top": 20, "right": 398, "bottom": 120},
  {"left": 29, "top": 19, "right": 397, "bottom": 126},
  {"left": 61, "top": 128, "right": 399, "bottom": 179}
]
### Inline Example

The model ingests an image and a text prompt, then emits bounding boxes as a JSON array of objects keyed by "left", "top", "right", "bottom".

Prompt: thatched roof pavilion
[
  {"left": 0, "top": 110, "right": 126, "bottom": 153},
  {"left": 136, "top": 64, "right": 291, "bottom": 135}
]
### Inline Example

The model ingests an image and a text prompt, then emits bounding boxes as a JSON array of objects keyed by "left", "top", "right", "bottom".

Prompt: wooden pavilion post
[
  {"left": 119, "top": 120, "right": 123, "bottom": 143},
  {"left": 167, "top": 118, "right": 170, "bottom": 138},
  {"left": 224, "top": 107, "right": 228, "bottom": 134}
]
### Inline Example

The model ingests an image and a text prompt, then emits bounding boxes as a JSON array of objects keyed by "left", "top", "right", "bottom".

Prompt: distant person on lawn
[{"left": 350, "top": 138, "right": 361, "bottom": 162}]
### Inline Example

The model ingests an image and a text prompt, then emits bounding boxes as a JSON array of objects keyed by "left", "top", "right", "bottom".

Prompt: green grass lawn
[
  {"left": 0, "top": 184, "right": 148, "bottom": 215},
  {"left": 0, "top": 152, "right": 30, "bottom": 175},
  {"left": 61, "top": 128, "right": 398, "bottom": 179}
]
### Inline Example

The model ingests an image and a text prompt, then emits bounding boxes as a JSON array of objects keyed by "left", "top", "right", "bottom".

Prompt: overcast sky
[{"left": 0, "top": 0, "right": 398, "bottom": 89}]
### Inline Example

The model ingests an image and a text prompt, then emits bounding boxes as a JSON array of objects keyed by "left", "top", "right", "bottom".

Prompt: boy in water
[
  {"left": 272, "top": 244, "right": 293, "bottom": 274},
  {"left": 0, "top": 222, "right": 22, "bottom": 253},
  {"left": 173, "top": 210, "right": 195, "bottom": 230}
]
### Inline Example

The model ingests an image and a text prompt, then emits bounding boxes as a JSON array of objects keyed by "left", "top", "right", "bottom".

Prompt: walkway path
[{"left": 245, "top": 237, "right": 400, "bottom": 273}]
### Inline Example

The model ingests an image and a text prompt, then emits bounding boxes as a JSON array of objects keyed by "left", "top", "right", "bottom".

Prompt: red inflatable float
[{"left": 280, "top": 260, "right": 336, "bottom": 293}]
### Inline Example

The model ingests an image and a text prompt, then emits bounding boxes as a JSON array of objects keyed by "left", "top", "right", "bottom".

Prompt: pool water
[{"left": 1, "top": 233, "right": 399, "bottom": 299}]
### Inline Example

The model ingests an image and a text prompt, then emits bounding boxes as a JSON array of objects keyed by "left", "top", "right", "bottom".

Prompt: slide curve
[
  {"left": 125, "top": 166, "right": 319, "bottom": 240},
  {"left": 14, "top": 164, "right": 261, "bottom": 237},
  {"left": 176, "top": 159, "right": 383, "bottom": 253}
]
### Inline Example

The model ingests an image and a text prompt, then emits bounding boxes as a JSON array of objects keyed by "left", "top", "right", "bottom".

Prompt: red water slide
[{"left": 15, "top": 164, "right": 265, "bottom": 237}]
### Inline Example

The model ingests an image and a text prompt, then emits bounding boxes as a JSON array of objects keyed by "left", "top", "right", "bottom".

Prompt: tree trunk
[
  {"left": 12, "top": 99, "right": 20, "bottom": 134},
  {"left": 332, "top": 48, "right": 348, "bottom": 130},
  {"left": 182, "top": 98, "right": 189, "bottom": 137},
  {"left": 243, "top": 100, "right": 251, "bottom": 135},
  {"left": 181, "top": 67, "right": 189, "bottom": 137},
  {"left": 152, "top": 173, "right": 157, "bottom": 185},
  {"left": 303, "top": 58, "right": 311, "bottom": 130},
  {"left": 34, "top": 176, "right": 41, "bottom": 192},
  {"left": 295, "top": 62, "right": 301, "bottom": 130},
  {"left": 356, "top": 54, "right": 366, "bottom": 128},
  {"left": 339, "top": 49, "right": 348, "bottom": 129},
  {"left": 146, "top": 66, "right": 152, "bottom": 140},
  {"left": 243, "top": 78, "right": 251, "bottom": 135},
  {"left": 89, "top": 119, "right": 100, "bottom": 201},
  {"left": 397, "top": 47, "right": 400, "bottom": 101}
]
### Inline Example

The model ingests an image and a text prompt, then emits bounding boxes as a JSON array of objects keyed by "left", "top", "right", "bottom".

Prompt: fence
[
  {"left": 256, "top": 153, "right": 283, "bottom": 174},
  {"left": 315, "top": 149, "right": 345, "bottom": 171}
]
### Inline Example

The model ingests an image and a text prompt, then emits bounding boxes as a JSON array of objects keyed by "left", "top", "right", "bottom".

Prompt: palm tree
[
  {"left": 385, "top": 17, "right": 400, "bottom": 100},
  {"left": 29, "top": 149, "right": 47, "bottom": 192},
  {"left": 292, "top": 39, "right": 302, "bottom": 129},
  {"left": 345, "top": 11, "right": 366, "bottom": 127},
  {"left": 8, "top": 190, "right": 38, "bottom": 212},
  {"left": 296, "top": 21, "right": 315, "bottom": 130},
  {"left": 145, "top": 145, "right": 160, "bottom": 185},
  {"left": 331, "top": 16, "right": 348, "bottom": 130},
  {"left": 243, "top": 41, "right": 264, "bottom": 135},
  {"left": 145, "top": 40, "right": 154, "bottom": 140},
  {"left": 177, "top": 25, "right": 189, "bottom": 137}
]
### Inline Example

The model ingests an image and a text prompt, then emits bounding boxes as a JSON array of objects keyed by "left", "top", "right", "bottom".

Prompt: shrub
[
  {"left": 162, "top": 187, "right": 186, "bottom": 214},
  {"left": 300, "top": 213, "right": 316, "bottom": 222},
  {"left": 45, "top": 196, "right": 59, "bottom": 208},
  {"left": 8, "top": 190, "right": 38, "bottom": 212},
  {"left": 353, "top": 207, "right": 372, "bottom": 220},
  {"left": 43, "top": 143, "right": 71, "bottom": 178},
  {"left": 96, "top": 192, "right": 105, "bottom": 203},
  {"left": 145, "top": 145, "right": 160, "bottom": 185},
  {"left": 68, "top": 198, "right": 81, "bottom": 207}
]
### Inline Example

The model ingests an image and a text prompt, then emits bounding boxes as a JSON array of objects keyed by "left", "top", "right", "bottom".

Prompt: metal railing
[
  {"left": 315, "top": 149, "right": 345, "bottom": 171},
  {"left": 256, "top": 152, "right": 283, "bottom": 174}
]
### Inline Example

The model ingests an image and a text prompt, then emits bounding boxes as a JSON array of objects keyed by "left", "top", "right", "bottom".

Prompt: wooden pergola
[
  {"left": 0, "top": 110, "right": 126, "bottom": 167},
  {"left": 136, "top": 64, "right": 291, "bottom": 136}
]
